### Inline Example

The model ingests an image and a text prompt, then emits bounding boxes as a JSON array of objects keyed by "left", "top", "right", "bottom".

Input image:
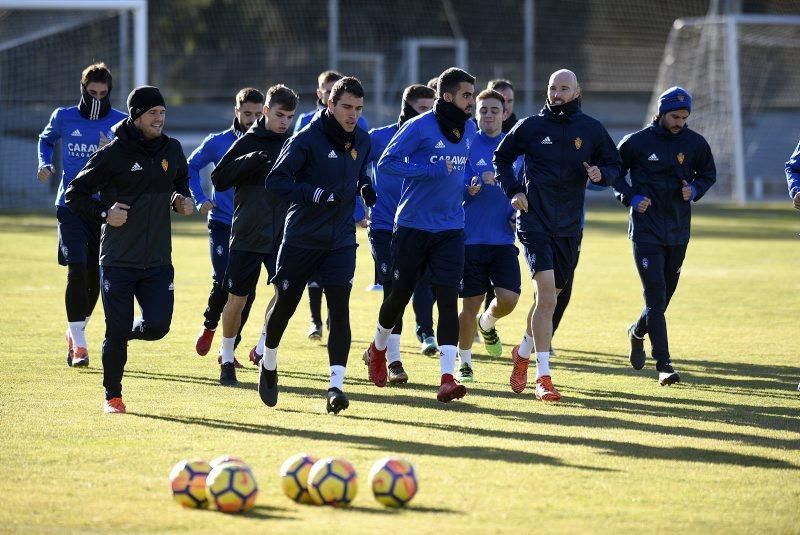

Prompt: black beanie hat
[{"left": 127, "top": 86, "right": 166, "bottom": 120}]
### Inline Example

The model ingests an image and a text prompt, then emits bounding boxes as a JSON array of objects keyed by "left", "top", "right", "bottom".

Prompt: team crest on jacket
[
  {"left": 677, "top": 152, "right": 685, "bottom": 165},
  {"left": 452, "top": 128, "right": 461, "bottom": 139},
  {"left": 574, "top": 137, "right": 582, "bottom": 150},
  {"left": 161, "top": 159, "right": 169, "bottom": 172},
  {"left": 350, "top": 148, "right": 358, "bottom": 160}
]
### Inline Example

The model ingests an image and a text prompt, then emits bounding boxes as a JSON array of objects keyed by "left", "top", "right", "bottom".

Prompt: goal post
[
  {"left": 0, "top": 0, "right": 147, "bottom": 210},
  {"left": 651, "top": 14, "right": 800, "bottom": 204}
]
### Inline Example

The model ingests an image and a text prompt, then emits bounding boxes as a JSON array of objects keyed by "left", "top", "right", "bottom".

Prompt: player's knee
[
  {"left": 225, "top": 293, "right": 248, "bottom": 313},
  {"left": 497, "top": 292, "right": 519, "bottom": 312},
  {"left": 535, "top": 291, "right": 557, "bottom": 312},
  {"left": 144, "top": 321, "right": 171, "bottom": 340}
]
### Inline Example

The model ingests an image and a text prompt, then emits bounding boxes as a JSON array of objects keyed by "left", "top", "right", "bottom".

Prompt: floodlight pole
[
  {"left": 328, "top": 0, "right": 339, "bottom": 70},
  {"left": 524, "top": 0, "right": 535, "bottom": 118}
]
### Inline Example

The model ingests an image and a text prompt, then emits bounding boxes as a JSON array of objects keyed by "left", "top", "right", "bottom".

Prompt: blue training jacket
[
  {"left": 379, "top": 110, "right": 477, "bottom": 233},
  {"left": 266, "top": 112, "right": 372, "bottom": 250},
  {"left": 294, "top": 109, "right": 367, "bottom": 224},
  {"left": 494, "top": 103, "right": 620, "bottom": 238},
  {"left": 368, "top": 123, "right": 400, "bottom": 232},
  {"left": 293, "top": 106, "right": 368, "bottom": 135},
  {"left": 463, "top": 130, "right": 520, "bottom": 245},
  {"left": 614, "top": 121, "right": 716, "bottom": 246},
  {"left": 187, "top": 126, "right": 242, "bottom": 226},
  {"left": 784, "top": 139, "right": 800, "bottom": 200},
  {"left": 38, "top": 106, "right": 127, "bottom": 207}
]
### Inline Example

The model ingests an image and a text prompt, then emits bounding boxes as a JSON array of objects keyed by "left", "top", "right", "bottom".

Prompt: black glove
[
  {"left": 313, "top": 187, "right": 338, "bottom": 207},
  {"left": 360, "top": 183, "right": 377, "bottom": 207}
]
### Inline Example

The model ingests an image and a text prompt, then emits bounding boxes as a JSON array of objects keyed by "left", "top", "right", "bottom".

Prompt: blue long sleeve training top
[
  {"left": 187, "top": 127, "right": 242, "bottom": 225},
  {"left": 378, "top": 111, "right": 477, "bottom": 232},
  {"left": 463, "top": 130, "right": 520, "bottom": 245},
  {"left": 38, "top": 106, "right": 127, "bottom": 207}
]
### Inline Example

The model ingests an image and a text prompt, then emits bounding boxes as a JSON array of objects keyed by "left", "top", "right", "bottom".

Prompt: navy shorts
[
  {"left": 273, "top": 244, "right": 357, "bottom": 292},
  {"left": 368, "top": 229, "right": 393, "bottom": 286},
  {"left": 390, "top": 226, "right": 464, "bottom": 290},
  {"left": 224, "top": 249, "right": 275, "bottom": 297},
  {"left": 518, "top": 231, "right": 580, "bottom": 290},
  {"left": 56, "top": 205, "right": 100, "bottom": 266},
  {"left": 208, "top": 220, "right": 231, "bottom": 284},
  {"left": 461, "top": 244, "right": 521, "bottom": 297}
]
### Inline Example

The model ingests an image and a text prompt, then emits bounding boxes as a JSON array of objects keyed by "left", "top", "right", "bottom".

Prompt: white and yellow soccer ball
[
  {"left": 280, "top": 453, "right": 318, "bottom": 505},
  {"left": 169, "top": 459, "right": 211, "bottom": 509},
  {"left": 206, "top": 461, "right": 258, "bottom": 513},
  {"left": 307, "top": 457, "right": 358, "bottom": 507},
  {"left": 209, "top": 455, "right": 246, "bottom": 469},
  {"left": 369, "top": 457, "right": 418, "bottom": 507}
]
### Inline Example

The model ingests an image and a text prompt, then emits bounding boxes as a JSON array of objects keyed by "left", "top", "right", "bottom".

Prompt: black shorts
[
  {"left": 518, "top": 231, "right": 580, "bottom": 290},
  {"left": 368, "top": 229, "right": 393, "bottom": 286},
  {"left": 390, "top": 226, "right": 464, "bottom": 290},
  {"left": 56, "top": 206, "right": 100, "bottom": 266},
  {"left": 273, "top": 244, "right": 357, "bottom": 292},
  {"left": 461, "top": 244, "right": 521, "bottom": 297},
  {"left": 224, "top": 250, "right": 276, "bottom": 296}
]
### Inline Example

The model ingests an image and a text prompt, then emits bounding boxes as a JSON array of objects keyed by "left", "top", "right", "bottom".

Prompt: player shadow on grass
[
  {"left": 129, "top": 412, "right": 610, "bottom": 474},
  {"left": 237, "top": 504, "right": 298, "bottom": 521},
  {"left": 279, "top": 408, "right": 800, "bottom": 471},
  {"left": 344, "top": 504, "right": 457, "bottom": 515}
]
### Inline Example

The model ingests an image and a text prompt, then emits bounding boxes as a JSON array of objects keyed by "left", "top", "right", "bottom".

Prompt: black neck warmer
[
  {"left": 433, "top": 99, "right": 471, "bottom": 143},
  {"left": 232, "top": 117, "right": 247, "bottom": 137},
  {"left": 321, "top": 109, "right": 356, "bottom": 152},
  {"left": 502, "top": 112, "right": 518, "bottom": 133},
  {"left": 397, "top": 100, "right": 420, "bottom": 129},
  {"left": 122, "top": 118, "right": 166, "bottom": 157},
  {"left": 544, "top": 96, "right": 582, "bottom": 120},
  {"left": 78, "top": 84, "right": 112, "bottom": 120}
]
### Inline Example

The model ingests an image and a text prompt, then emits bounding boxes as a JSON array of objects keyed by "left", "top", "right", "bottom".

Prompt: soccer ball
[
  {"left": 169, "top": 459, "right": 211, "bottom": 509},
  {"left": 210, "top": 455, "right": 246, "bottom": 469},
  {"left": 369, "top": 457, "right": 418, "bottom": 507},
  {"left": 206, "top": 462, "right": 258, "bottom": 513},
  {"left": 280, "top": 453, "right": 318, "bottom": 504},
  {"left": 307, "top": 457, "right": 358, "bottom": 507}
]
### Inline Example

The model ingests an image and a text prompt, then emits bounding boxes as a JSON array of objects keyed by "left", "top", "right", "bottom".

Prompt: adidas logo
[
  {"left": 648, "top": 153, "right": 659, "bottom": 161},
  {"left": 476, "top": 158, "right": 487, "bottom": 166},
  {"left": 328, "top": 150, "right": 338, "bottom": 159},
  {"left": 541, "top": 136, "right": 552, "bottom": 145},
  {"left": 130, "top": 162, "right": 143, "bottom": 172},
  {"left": 71, "top": 129, "right": 82, "bottom": 137},
  {"left": 435, "top": 140, "right": 446, "bottom": 149}
]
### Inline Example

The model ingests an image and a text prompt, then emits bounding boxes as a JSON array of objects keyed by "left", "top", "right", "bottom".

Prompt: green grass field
[{"left": 1, "top": 204, "right": 798, "bottom": 533}]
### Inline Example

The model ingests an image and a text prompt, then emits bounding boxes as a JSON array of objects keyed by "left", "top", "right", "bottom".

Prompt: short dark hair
[
  {"left": 266, "top": 84, "right": 299, "bottom": 111},
  {"left": 426, "top": 77, "right": 439, "bottom": 90},
  {"left": 81, "top": 62, "right": 112, "bottom": 88},
  {"left": 318, "top": 70, "right": 344, "bottom": 88},
  {"left": 235, "top": 87, "right": 265, "bottom": 108},
  {"left": 403, "top": 84, "right": 435, "bottom": 104},
  {"left": 487, "top": 79, "right": 514, "bottom": 92},
  {"left": 476, "top": 89, "right": 505, "bottom": 110},
  {"left": 330, "top": 76, "right": 364, "bottom": 105},
  {"left": 437, "top": 68, "right": 475, "bottom": 98}
]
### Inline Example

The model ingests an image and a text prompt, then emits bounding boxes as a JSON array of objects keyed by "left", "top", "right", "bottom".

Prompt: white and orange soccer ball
[
  {"left": 169, "top": 459, "right": 211, "bottom": 509},
  {"left": 307, "top": 457, "right": 358, "bottom": 507},
  {"left": 206, "top": 461, "right": 258, "bottom": 513},
  {"left": 209, "top": 455, "right": 246, "bottom": 469},
  {"left": 280, "top": 453, "right": 318, "bottom": 505},
  {"left": 369, "top": 457, "right": 418, "bottom": 507}
]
